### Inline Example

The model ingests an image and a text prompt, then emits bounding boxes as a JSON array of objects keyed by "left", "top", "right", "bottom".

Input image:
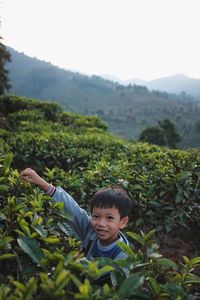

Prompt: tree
[
  {"left": 0, "top": 35, "right": 11, "bottom": 95},
  {"left": 139, "top": 119, "right": 181, "bottom": 148},
  {"left": 139, "top": 126, "right": 165, "bottom": 146},
  {"left": 158, "top": 119, "right": 181, "bottom": 148},
  {"left": 195, "top": 120, "right": 200, "bottom": 134}
]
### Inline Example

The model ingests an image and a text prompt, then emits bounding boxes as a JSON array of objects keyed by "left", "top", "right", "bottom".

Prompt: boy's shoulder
[{"left": 85, "top": 231, "right": 130, "bottom": 260}]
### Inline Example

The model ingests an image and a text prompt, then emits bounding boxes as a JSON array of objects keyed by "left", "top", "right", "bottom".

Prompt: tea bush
[
  {"left": 1, "top": 161, "right": 200, "bottom": 299},
  {"left": 0, "top": 95, "right": 61, "bottom": 121},
  {"left": 60, "top": 111, "right": 107, "bottom": 130},
  {"left": 1, "top": 95, "right": 200, "bottom": 298}
]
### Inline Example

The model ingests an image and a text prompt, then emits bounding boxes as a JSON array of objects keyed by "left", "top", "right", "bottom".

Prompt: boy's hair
[{"left": 90, "top": 185, "right": 133, "bottom": 219}]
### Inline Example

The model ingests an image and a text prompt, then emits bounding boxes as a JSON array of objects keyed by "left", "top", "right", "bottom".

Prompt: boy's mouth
[{"left": 96, "top": 229, "right": 108, "bottom": 235}]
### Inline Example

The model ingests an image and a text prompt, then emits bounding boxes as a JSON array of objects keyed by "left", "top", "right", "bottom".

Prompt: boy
[{"left": 20, "top": 168, "right": 133, "bottom": 261}]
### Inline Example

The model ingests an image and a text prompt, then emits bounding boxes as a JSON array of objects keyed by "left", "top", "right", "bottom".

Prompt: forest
[
  {"left": 6, "top": 47, "right": 200, "bottom": 149},
  {"left": 1, "top": 95, "right": 200, "bottom": 299}
]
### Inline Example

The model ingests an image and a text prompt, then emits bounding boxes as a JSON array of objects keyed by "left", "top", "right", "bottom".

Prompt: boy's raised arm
[
  {"left": 20, "top": 168, "right": 50, "bottom": 192},
  {"left": 20, "top": 168, "right": 91, "bottom": 241}
]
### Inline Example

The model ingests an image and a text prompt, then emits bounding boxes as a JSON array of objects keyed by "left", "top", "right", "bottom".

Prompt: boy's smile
[{"left": 91, "top": 206, "right": 128, "bottom": 245}]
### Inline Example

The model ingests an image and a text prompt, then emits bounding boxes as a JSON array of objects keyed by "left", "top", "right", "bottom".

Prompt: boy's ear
[{"left": 119, "top": 216, "right": 129, "bottom": 229}]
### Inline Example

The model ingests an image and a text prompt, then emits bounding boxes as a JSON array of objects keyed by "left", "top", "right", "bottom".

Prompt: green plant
[{"left": 1, "top": 95, "right": 200, "bottom": 298}]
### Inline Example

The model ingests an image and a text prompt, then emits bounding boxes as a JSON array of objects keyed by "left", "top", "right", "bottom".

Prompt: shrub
[
  {"left": 60, "top": 111, "right": 108, "bottom": 130},
  {"left": 1, "top": 95, "right": 200, "bottom": 298}
]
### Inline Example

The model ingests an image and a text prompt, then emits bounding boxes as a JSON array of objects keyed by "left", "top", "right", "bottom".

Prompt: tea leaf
[{"left": 17, "top": 236, "right": 44, "bottom": 263}]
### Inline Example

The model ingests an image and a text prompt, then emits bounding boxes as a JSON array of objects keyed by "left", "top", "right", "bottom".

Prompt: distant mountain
[
  {"left": 101, "top": 74, "right": 147, "bottom": 87},
  {"left": 7, "top": 47, "right": 126, "bottom": 107},
  {"left": 5, "top": 47, "right": 200, "bottom": 148},
  {"left": 101, "top": 73, "right": 200, "bottom": 98}
]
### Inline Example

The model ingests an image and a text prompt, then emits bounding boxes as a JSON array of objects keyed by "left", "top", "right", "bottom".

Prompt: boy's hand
[
  {"left": 20, "top": 168, "right": 50, "bottom": 192},
  {"left": 20, "top": 168, "right": 41, "bottom": 184}
]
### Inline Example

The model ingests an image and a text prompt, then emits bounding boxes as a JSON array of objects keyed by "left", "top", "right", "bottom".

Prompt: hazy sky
[{"left": 1, "top": 0, "right": 200, "bottom": 80}]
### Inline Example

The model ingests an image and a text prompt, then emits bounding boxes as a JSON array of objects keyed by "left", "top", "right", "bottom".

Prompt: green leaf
[
  {"left": 15, "top": 229, "right": 26, "bottom": 236},
  {"left": 148, "top": 200, "right": 160, "bottom": 207},
  {"left": 148, "top": 277, "right": 160, "bottom": 295},
  {"left": 175, "top": 192, "right": 184, "bottom": 204},
  {"left": 0, "top": 253, "right": 16, "bottom": 260},
  {"left": 184, "top": 274, "right": 200, "bottom": 285},
  {"left": 156, "top": 258, "right": 178, "bottom": 269},
  {"left": 132, "top": 184, "right": 144, "bottom": 191},
  {"left": 0, "top": 184, "right": 9, "bottom": 191},
  {"left": 43, "top": 237, "right": 60, "bottom": 244},
  {"left": 31, "top": 224, "right": 48, "bottom": 238},
  {"left": 144, "top": 229, "right": 156, "bottom": 242},
  {"left": 17, "top": 236, "right": 44, "bottom": 264},
  {"left": 161, "top": 282, "right": 185, "bottom": 297},
  {"left": 40, "top": 272, "right": 49, "bottom": 283},
  {"left": 54, "top": 261, "right": 65, "bottom": 278},
  {"left": 12, "top": 281, "right": 26, "bottom": 292},
  {"left": 118, "top": 274, "right": 146, "bottom": 299},
  {"left": 0, "top": 213, "right": 7, "bottom": 221},
  {"left": 182, "top": 256, "right": 191, "bottom": 266},
  {"left": 116, "top": 241, "right": 135, "bottom": 257},
  {"left": 126, "top": 232, "right": 145, "bottom": 246},
  {"left": 103, "top": 284, "right": 110, "bottom": 295},
  {"left": 69, "top": 274, "right": 82, "bottom": 289},
  {"left": 79, "top": 279, "right": 91, "bottom": 297},
  {"left": 3, "top": 152, "right": 13, "bottom": 173},
  {"left": 177, "top": 171, "right": 188, "bottom": 180},
  {"left": 56, "top": 270, "right": 70, "bottom": 286},
  {"left": 191, "top": 257, "right": 200, "bottom": 266},
  {"left": 57, "top": 222, "right": 74, "bottom": 236},
  {"left": 0, "top": 236, "right": 14, "bottom": 247},
  {"left": 13, "top": 203, "right": 27, "bottom": 212},
  {"left": 55, "top": 210, "right": 73, "bottom": 221},
  {"left": 19, "top": 219, "right": 31, "bottom": 235},
  {"left": 98, "top": 266, "right": 114, "bottom": 277},
  {"left": 24, "top": 277, "right": 37, "bottom": 299}
]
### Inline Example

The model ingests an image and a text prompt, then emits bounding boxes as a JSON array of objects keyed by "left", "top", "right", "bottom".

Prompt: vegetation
[
  {"left": 1, "top": 95, "right": 200, "bottom": 298},
  {"left": 0, "top": 36, "right": 11, "bottom": 95},
  {"left": 139, "top": 119, "right": 182, "bottom": 148},
  {"left": 6, "top": 47, "right": 200, "bottom": 148}
]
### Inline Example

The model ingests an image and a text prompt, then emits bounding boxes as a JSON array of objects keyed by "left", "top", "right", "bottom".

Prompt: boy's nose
[{"left": 97, "top": 218, "right": 106, "bottom": 226}]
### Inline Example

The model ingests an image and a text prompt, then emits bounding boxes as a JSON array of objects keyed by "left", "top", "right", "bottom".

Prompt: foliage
[
  {"left": 0, "top": 36, "right": 11, "bottom": 95},
  {"left": 0, "top": 160, "right": 200, "bottom": 298},
  {"left": 6, "top": 47, "right": 200, "bottom": 148},
  {"left": 158, "top": 119, "right": 182, "bottom": 147},
  {"left": 60, "top": 111, "right": 107, "bottom": 130},
  {"left": 1, "top": 95, "right": 200, "bottom": 298},
  {"left": 0, "top": 95, "right": 61, "bottom": 121},
  {"left": 138, "top": 126, "right": 165, "bottom": 146},
  {"left": 139, "top": 119, "right": 181, "bottom": 148}
]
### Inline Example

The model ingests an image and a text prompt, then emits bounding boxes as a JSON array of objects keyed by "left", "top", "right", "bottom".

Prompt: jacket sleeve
[{"left": 52, "top": 186, "right": 91, "bottom": 241}]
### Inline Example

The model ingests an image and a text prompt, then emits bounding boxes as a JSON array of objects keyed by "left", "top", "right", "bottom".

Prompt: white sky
[{"left": 1, "top": 0, "right": 200, "bottom": 81}]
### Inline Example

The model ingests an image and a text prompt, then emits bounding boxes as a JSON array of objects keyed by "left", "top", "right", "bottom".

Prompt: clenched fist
[{"left": 20, "top": 168, "right": 50, "bottom": 192}]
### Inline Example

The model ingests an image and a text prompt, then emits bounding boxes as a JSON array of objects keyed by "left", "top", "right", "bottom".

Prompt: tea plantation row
[{"left": 0, "top": 95, "right": 200, "bottom": 299}]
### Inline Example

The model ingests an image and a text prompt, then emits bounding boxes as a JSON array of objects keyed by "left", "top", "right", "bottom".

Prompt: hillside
[
  {"left": 141, "top": 74, "right": 200, "bottom": 98},
  {"left": 1, "top": 95, "right": 200, "bottom": 298},
  {"left": 6, "top": 47, "right": 200, "bottom": 148},
  {"left": 102, "top": 73, "right": 200, "bottom": 99}
]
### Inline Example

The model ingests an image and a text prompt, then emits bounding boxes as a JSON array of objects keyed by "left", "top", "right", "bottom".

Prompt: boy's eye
[
  {"left": 107, "top": 216, "right": 115, "bottom": 220},
  {"left": 92, "top": 215, "right": 99, "bottom": 219}
]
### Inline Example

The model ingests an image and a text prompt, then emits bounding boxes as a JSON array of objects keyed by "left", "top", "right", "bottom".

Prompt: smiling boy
[{"left": 20, "top": 168, "right": 133, "bottom": 261}]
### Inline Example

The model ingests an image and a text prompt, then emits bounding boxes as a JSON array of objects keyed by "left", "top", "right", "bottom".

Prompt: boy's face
[{"left": 91, "top": 206, "right": 128, "bottom": 246}]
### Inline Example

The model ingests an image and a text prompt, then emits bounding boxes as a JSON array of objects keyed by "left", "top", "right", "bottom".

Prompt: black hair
[{"left": 90, "top": 185, "right": 133, "bottom": 219}]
